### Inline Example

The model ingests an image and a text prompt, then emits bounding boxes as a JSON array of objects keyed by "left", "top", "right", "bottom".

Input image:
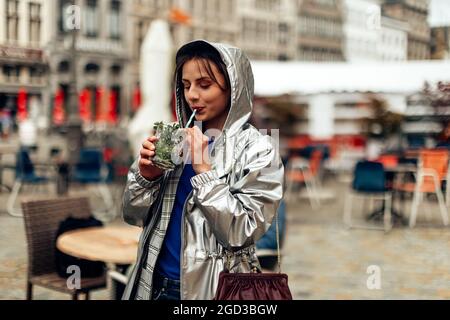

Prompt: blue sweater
[
  {"left": 155, "top": 139, "right": 213, "bottom": 280},
  {"left": 154, "top": 163, "right": 195, "bottom": 280}
]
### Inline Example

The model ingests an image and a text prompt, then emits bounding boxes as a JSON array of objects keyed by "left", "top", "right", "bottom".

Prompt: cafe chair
[
  {"left": 7, "top": 147, "right": 53, "bottom": 217},
  {"left": 256, "top": 200, "right": 286, "bottom": 271},
  {"left": 343, "top": 161, "right": 393, "bottom": 232},
  {"left": 395, "top": 149, "right": 449, "bottom": 228},
  {"left": 21, "top": 196, "right": 107, "bottom": 300},
  {"left": 71, "top": 148, "right": 115, "bottom": 221},
  {"left": 107, "top": 264, "right": 135, "bottom": 299},
  {"left": 286, "top": 149, "right": 323, "bottom": 209}
]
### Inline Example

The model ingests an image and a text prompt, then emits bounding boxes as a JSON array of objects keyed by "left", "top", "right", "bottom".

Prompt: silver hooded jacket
[{"left": 121, "top": 40, "right": 284, "bottom": 300}]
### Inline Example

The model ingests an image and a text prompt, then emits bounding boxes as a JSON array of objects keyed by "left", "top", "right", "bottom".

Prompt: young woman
[{"left": 122, "top": 40, "right": 284, "bottom": 300}]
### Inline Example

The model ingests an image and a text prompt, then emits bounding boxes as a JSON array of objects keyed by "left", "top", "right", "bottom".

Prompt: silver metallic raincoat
[{"left": 121, "top": 40, "right": 284, "bottom": 300}]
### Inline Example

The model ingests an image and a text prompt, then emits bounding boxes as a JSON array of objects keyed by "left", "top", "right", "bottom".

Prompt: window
[
  {"left": 6, "top": 0, "right": 19, "bottom": 42},
  {"left": 59, "top": 0, "right": 71, "bottom": 34},
  {"left": 188, "top": 0, "right": 194, "bottom": 11},
  {"left": 84, "top": 62, "right": 100, "bottom": 74},
  {"left": 110, "top": 64, "right": 122, "bottom": 76},
  {"left": 135, "top": 20, "right": 145, "bottom": 58},
  {"left": 29, "top": 3, "right": 41, "bottom": 44},
  {"left": 109, "top": 0, "right": 121, "bottom": 40},
  {"left": 58, "top": 60, "right": 70, "bottom": 73},
  {"left": 85, "top": 0, "right": 98, "bottom": 37},
  {"left": 29, "top": 66, "right": 43, "bottom": 84},
  {"left": 3, "top": 65, "right": 20, "bottom": 83}
]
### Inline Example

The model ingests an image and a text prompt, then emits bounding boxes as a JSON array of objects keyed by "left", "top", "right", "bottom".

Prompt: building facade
[
  {"left": 378, "top": 15, "right": 408, "bottom": 61},
  {"left": 342, "top": 0, "right": 381, "bottom": 62},
  {"left": 0, "top": 0, "right": 50, "bottom": 126},
  {"left": 429, "top": 0, "right": 450, "bottom": 60},
  {"left": 297, "top": 0, "right": 345, "bottom": 61},
  {"left": 236, "top": 0, "right": 297, "bottom": 61},
  {"left": 382, "top": 0, "right": 430, "bottom": 60},
  {"left": 46, "top": 0, "right": 130, "bottom": 125},
  {"left": 128, "top": 0, "right": 238, "bottom": 104},
  {"left": 431, "top": 26, "right": 450, "bottom": 60}
]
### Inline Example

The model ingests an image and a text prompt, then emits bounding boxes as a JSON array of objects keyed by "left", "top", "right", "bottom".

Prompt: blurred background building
[
  {"left": 0, "top": 0, "right": 50, "bottom": 128},
  {"left": 0, "top": 0, "right": 449, "bottom": 141},
  {"left": 46, "top": 0, "right": 130, "bottom": 126},
  {"left": 382, "top": 0, "right": 431, "bottom": 60},
  {"left": 429, "top": 0, "right": 450, "bottom": 60},
  {"left": 297, "top": 0, "right": 345, "bottom": 61},
  {"left": 237, "top": 0, "right": 296, "bottom": 61}
]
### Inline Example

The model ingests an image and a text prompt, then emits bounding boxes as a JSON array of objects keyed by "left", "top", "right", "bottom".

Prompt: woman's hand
[
  {"left": 184, "top": 126, "right": 212, "bottom": 175},
  {"left": 138, "top": 136, "right": 164, "bottom": 180}
]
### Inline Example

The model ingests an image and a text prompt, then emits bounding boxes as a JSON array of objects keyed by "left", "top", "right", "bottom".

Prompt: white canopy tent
[
  {"left": 251, "top": 60, "right": 450, "bottom": 138},
  {"left": 251, "top": 60, "right": 450, "bottom": 96}
]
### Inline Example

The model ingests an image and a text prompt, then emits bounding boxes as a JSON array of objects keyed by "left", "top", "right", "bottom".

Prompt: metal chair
[
  {"left": 7, "top": 147, "right": 53, "bottom": 217},
  {"left": 21, "top": 196, "right": 107, "bottom": 300},
  {"left": 343, "top": 161, "right": 393, "bottom": 232},
  {"left": 395, "top": 149, "right": 449, "bottom": 228},
  {"left": 71, "top": 148, "right": 115, "bottom": 221},
  {"left": 286, "top": 149, "right": 323, "bottom": 209},
  {"left": 256, "top": 200, "right": 286, "bottom": 271}
]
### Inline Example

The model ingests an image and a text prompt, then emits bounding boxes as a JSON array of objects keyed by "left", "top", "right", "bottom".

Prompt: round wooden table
[
  {"left": 56, "top": 225, "right": 142, "bottom": 299},
  {"left": 56, "top": 225, "right": 142, "bottom": 265}
]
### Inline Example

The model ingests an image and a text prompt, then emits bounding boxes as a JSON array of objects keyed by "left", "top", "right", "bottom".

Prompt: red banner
[
  {"left": 79, "top": 89, "right": 92, "bottom": 123},
  {"left": 132, "top": 86, "right": 141, "bottom": 112},
  {"left": 17, "top": 88, "right": 28, "bottom": 122},
  {"left": 108, "top": 89, "right": 118, "bottom": 124},
  {"left": 95, "top": 87, "right": 107, "bottom": 123},
  {"left": 53, "top": 89, "right": 65, "bottom": 125}
]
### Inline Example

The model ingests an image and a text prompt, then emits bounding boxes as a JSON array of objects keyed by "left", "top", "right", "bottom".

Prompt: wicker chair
[{"left": 21, "top": 197, "right": 107, "bottom": 300}]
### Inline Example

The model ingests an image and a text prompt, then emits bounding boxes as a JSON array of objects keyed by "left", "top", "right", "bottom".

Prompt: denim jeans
[{"left": 152, "top": 271, "right": 181, "bottom": 301}]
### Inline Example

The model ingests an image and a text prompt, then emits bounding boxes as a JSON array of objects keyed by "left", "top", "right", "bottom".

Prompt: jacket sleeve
[
  {"left": 190, "top": 135, "right": 284, "bottom": 249},
  {"left": 122, "top": 159, "right": 164, "bottom": 227}
]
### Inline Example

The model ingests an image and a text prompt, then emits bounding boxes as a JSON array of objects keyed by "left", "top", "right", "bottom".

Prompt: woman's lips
[{"left": 194, "top": 108, "right": 205, "bottom": 114}]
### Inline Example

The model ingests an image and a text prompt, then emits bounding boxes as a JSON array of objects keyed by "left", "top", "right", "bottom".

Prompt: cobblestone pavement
[
  {"left": 0, "top": 154, "right": 449, "bottom": 299},
  {"left": 283, "top": 176, "right": 450, "bottom": 300}
]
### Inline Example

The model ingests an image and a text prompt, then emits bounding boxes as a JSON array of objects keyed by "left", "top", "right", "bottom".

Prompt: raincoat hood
[{"left": 175, "top": 40, "right": 254, "bottom": 142}]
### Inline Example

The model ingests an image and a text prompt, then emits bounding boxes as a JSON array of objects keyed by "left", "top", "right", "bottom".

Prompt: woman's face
[{"left": 182, "top": 58, "right": 230, "bottom": 131}]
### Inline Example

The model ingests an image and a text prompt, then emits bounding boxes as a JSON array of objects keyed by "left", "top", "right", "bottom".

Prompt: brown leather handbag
[{"left": 214, "top": 210, "right": 293, "bottom": 300}]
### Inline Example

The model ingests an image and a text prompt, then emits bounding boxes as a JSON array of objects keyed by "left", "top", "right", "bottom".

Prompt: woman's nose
[{"left": 186, "top": 87, "right": 200, "bottom": 101}]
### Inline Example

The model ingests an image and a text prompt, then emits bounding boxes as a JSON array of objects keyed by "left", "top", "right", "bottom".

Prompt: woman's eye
[{"left": 200, "top": 83, "right": 210, "bottom": 89}]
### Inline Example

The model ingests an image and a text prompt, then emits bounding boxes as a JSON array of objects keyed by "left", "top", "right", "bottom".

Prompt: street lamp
[
  {"left": 57, "top": 1, "right": 83, "bottom": 195},
  {"left": 65, "top": 1, "right": 83, "bottom": 167}
]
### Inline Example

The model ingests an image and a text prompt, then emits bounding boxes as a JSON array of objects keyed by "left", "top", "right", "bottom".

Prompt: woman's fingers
[
  {"left": 140, "top": 136, "right": 158, "bottom": 162},
  {"left": 140, "top": 149, "right": 155, "bottom": 158},
  {"left": 139, "top": 157, "right": 152, "bottom": 166},
  {"left": 142, "top": 141, "right": 155, "bottom": 150}
]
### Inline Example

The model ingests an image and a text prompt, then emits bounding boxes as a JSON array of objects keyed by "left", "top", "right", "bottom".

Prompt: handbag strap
[
  {"left": 275, "top": 206, "right": 281, "bottom": 274},
  {"left": 223, "top": 206, "right": 283, "bottom": 274}
]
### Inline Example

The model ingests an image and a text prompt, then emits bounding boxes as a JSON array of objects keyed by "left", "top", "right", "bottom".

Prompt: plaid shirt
[{"left": 135, "top": 166, "right": 183, "bottom": 300}]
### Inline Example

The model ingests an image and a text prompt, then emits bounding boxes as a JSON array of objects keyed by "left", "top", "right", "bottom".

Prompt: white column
[
  {"left": 308, "top": 94, "right": 335, "bottom": 139},
  {"left": 40, "top": 0, "right": 51, "bottom": 48},
  {"left": 0, "top": 0, "right": 5, "bottom": 44},
  {"left": 19, "top": 0, "right": 29, "bottom": 47},
  {"left": 382, "top": 94, "right": 407, "bottom": 114},
  {"left": 98, "top": 0, "right": 107, "bottom": 39}
]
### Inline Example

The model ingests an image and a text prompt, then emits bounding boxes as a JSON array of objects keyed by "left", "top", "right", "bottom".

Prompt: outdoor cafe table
[
  {"left": 367, "top": 163, "right": 417, "bottom": 225},
  {"left": 56, "top": 225, "right": 142, "bottom": 299}
]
